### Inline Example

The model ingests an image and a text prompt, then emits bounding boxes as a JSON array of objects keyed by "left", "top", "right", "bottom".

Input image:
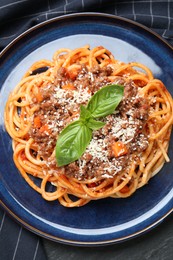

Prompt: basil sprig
[{"left": 56, "top": 84, "right": 124, "bottom": 167}]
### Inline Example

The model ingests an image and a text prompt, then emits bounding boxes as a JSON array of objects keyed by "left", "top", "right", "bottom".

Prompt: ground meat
[
  {"left": 29, "top": 65, "right": 113, "bottom": 160},
  {"left": 118, "top": 80, "right": 149, "bottom": 121},
  {"left": 70, "top": 65, "right": 112, "bottom": 93},
  {"left": 91, "top": 65, "right": 113, "bottom": 76},
  {"left": 64, "top": 162, "right": 79, "bottom": 178},
  {"left": 29, "top": 65, "right": 149, "bottom": 180}
]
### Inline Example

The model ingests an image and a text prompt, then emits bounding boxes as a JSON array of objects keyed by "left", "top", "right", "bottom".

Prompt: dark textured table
[{"left": 42, "top": 213, "right": 173, "bottom": 260}]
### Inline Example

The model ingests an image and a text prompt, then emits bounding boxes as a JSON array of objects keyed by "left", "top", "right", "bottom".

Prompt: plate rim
[
  {"left": 1, "top": 12, "right": 173, "bottom": 58},
  {"left": 1, "top": 199, "right": 173, "bottom": 246},
  {"left": 0, "top": 12, "right": 173, "bottom": 246}
]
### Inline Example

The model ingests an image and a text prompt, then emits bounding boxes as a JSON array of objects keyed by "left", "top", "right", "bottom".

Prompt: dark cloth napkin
[{"left": 0, "top": 1, "right": 173, "bottom": 259}]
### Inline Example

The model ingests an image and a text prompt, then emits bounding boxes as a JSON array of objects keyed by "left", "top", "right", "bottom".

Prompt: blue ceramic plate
[{"left": 0, "top": 13, "right": 173, "bottom": 246}]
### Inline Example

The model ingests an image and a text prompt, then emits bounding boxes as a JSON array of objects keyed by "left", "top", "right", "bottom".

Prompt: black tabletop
[{"left": 0, "top": 1, "right": 173, "bottom": 259}]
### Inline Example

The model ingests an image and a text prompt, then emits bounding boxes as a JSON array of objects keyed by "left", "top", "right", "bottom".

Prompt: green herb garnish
[{"left": 56, "top": 84, "right": 124, "bottom": 166}]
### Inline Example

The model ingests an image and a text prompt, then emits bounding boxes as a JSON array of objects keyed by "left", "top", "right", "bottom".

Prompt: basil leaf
[
  {"left": 56, "top": 120, "right": 92, "bottom": 167},
  {"left": 87, "top": 84, "right": 124, "bottom": 118},
  {"left": 86, "top": 118, "right": 106, "bottom": 130},
  {"left": 56, "top": 84, "right": 124, "bottom": 167},
  {"left": 80, "top": 105, "right": 91, "bottom": 120}
]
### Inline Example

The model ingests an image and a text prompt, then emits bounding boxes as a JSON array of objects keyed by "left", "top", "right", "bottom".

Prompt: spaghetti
[{"left": 4, "top": 45, "right": 173, "bottom": 207}]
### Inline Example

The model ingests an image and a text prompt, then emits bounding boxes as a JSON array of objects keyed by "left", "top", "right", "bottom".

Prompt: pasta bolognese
[{"left": 4, "top": 45, "right": 173, "bottom": 207}]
